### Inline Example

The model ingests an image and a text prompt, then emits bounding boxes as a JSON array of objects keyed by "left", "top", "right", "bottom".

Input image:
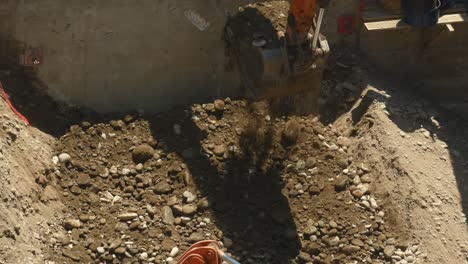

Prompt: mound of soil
[{"left": 48, "top": 98, "right": 411, "bottom": 263}]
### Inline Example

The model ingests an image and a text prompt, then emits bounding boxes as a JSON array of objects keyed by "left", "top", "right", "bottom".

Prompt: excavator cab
[{"left": 224, "top": 0, "right": 330, "bottom": 103}]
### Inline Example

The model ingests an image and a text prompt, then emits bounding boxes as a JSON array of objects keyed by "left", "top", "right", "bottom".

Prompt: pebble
[
  {"left": 110, "top": 238, "right": 123, "bottom": 249},
  {"left": 76, "top": 174, "right": 91, "bottom": 187},
  {"left": 325, "top": 236, "right": 340, "bottom": 246},
  {"left": 114, "top": 247, "right": 126, "bottom": 254},
  {"left": 188, "top": 232, "right": 204, "bottom": 242},
  {"left": 132, "top": 144, "right": 154, "bottom": 163},
  {"left": 118, "top": 213, "right": 138, "bottom": 221},
  {"left": 154, "top": 181, "right": 172, "bottom": 194},
  {"left": 182, "top": 204, "right": 198, "bottom": 215},
  {"left": 96, "top": 247, "right": 105, "bottom": 254},
  {"left": 63, "top": 219, "right": 81, "bottom": 230},
  {"left": 162, "top": 206, "right": 175, "bottom": 225},
  {"left": 183, "top": 191, "right": 196, "bottom": 203},
  {"left": 169, "top": 247, "right": 179, "bottom": 257},
  {"left": 384, "top": 245, "right": 396, "bottom": 259},
  {"left": 58, "top": 153, "right": 71, "bottom": 163},
  {"left": 342, "top": 245, "right": 360, "bottom": 254},
  {"left": 139, "top": 252, "right": 149, "bottom": 260}
]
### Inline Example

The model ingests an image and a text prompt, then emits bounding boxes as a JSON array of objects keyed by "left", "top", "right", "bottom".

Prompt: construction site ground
[{"left": 0, "top": 50, "right": 467, "bottom": 264}]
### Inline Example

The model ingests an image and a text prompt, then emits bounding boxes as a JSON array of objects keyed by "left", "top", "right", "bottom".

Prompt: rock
[
  {"left": 154, "top": 181, "right": 172, "bottom": 194},
  {"left": 325, "top": 236, "right": 340, "bottom": 247},
  {"left": 304, "top": 225, "right": 317, "bottom": 236},
  {"left": 214, "top": 100, "right": 225, "bottom": 111},
  {"left": 188, "top": 232, "right": 204, "bottom": 242},
  {"left": 63, "top": 219, "right": 81, "bottom": 230},
  {"left": 183, "top": 191, "right": 196, "bottom": 203},
  {"left": 334, "top": 176, "right": 348, "bottom": 191},
  {"left": 182, "top": 204, "right": 198, "bottom": 215},
  {"left": 139, "top": 252, "right": 149, "bottom": 260},
  {"left": 309, "top": 186, "right": 321, "bottom": 195},
  {"left": 118, "top": 213, "right": 138, "bottom": 221},
  {"left": 162, "top": 206, "right": 175, "bottom": 225},
  {"left": 115, "top": 222, "right": 128, "bottom": 232},
  {"left": 58, "top": 153, "right": 71, "bottom": 163},
  {"left": 162, "top": 238, "right": 177, "bottom": 251},
  {"left": 62, "top": 249, "right": 81, "bottom": 261},
  {"left": 132, "top": 144, "right": 154, "bottom": 163},
  {"left": 303, "top": 242, "right": 321, "bottom": 255},
  {"left": 298, "top": 251, "right": 313, "bottom": 263},
  {"left": 114, "top": 247, "right": 126, "bottom": 255},
  {"left": 305, "top": 157, "right": 317, "bottom": 168},
  {"left": 352, "top": 184, "right": 369, "bottom": 198},
  {"left": 70, "top": 185, "right": 82, "bottom": 195},
  {"left": 213, "top": 145, "right": 226, "bottom": 156},
  {"left": 135, "top": 163, "right": 144, "bottom": 171},
  {"left": 76, "top": 174, "right": 91, "bottom": 187},
  {"left": 342, "top": 245, "right": 360, "bottom": 254},
  {"left": 351, "top": 239, "right": 364, "bottom": 247},
  {"left": 361, "top": 175, "right": 372, "bottom": 183},
  {"left": 97, "top": 247, "right": 105, "bottom": 254},
  {"left": 170, "top": 247, "right": 179, "bottom": 257},
  {"left": 337, "top": 158, "right": 348, "bottom": 169},
  {"left": 384, "top": 245, "right": 395, "bottom": 259},
  {"left": 110, "top": 238, "right": 123, "bottom": 249}
]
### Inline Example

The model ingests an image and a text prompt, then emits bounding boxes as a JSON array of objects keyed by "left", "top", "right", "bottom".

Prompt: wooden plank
[
  {"left": 364, "top": 13, "right": 468, "bottom": 31},
  {"left": 362, "top": 5, "right": 467, "bottom": 22}
]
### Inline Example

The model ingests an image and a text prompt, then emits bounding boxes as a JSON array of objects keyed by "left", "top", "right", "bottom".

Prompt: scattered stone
[
  {"left": 334, "top": 176, "right": 348, "bottom": 191},
  {"left": 63, "top": 219, "right": 81, "bottom": 230},
  {"left": 76, "top": 174, "right": 91, "bottom": 187},
  {"left": 114, "top": 247, "right": 126, "bottom": 255},
  {"left": 58, "top": 153, "right": 71, "bottom": 163},
  {"left": 188, "top": 232, "right": 204, "bottom": 242},
  {"left": 62, "top": 249, "right": 80, "bottom": 261},
  {"left": 182, "top": 204, "right": 198, "bottom": 215},
  {"left": 132, "top": 144, "right": 154, "bottom": 163},
  {"left": 162, "top": 206, "right": 175, "bottom": 225},
  {"left": 384, "top": 245, "right": 396, "bottom": 259},
  {"left": 118, "top": 213, "right": 138, "bottom": 221},
  {"left": 169, "top": 247, "right": 179, "bottom": 257},
  {"left": 183, "top": 191, "right": 196, "bottom": 203},
  {"left": 214, "top": 100, "right": 225, "bottom": 111},
  {"left": 342, "top": 245, "right": 360, "bottom": 254},
  {"left": 154, "top": 181, "right": 172, "bottom": 194}
]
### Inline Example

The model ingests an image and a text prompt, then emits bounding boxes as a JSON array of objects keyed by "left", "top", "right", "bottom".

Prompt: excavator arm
[{"left": 224, "top": 0, "right": 331, "bottom": 103}]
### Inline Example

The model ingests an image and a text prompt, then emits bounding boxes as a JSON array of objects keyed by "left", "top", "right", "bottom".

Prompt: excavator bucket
[{"left": 224, "top": 2, "right": 329, "bottom": 103}]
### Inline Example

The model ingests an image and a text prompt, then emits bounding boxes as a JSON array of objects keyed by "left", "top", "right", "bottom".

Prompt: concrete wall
[
  {"left": 0, "top": 0, "right": 355, "bottom": 113},
  {"left": 360, "top": 22, "right": 468, "bottom": 110}
]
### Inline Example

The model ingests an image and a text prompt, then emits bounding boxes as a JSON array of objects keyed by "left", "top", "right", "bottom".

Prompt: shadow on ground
[{"left": 147, "top": 105, "right": 301, "bottom": 263}]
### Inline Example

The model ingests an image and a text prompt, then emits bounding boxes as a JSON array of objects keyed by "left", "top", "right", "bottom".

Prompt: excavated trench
[{"left": 0, "top": 49, "right": 468, "bottom": 264}]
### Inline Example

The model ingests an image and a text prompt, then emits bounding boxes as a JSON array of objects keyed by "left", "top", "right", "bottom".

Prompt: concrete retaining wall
[{"left": 0, "top": 0, "right": 354, "bottom": 112}]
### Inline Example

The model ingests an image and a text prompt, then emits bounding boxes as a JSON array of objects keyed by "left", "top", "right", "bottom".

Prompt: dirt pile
[
  {"left": 0, "top": 98, "right": 62, "bottom": 264},
  {"left": 46, "top": 96, "right": 418, "bottom": 263}
]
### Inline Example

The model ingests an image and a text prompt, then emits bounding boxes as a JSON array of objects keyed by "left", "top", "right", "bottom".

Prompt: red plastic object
[
  {"left": 0, "top": 81, "right": 30, "bottom": 125},
  {"left": 177, "top": 240, "right": 222, "bottom": 264},
  {"left": 337, "top": 15, "right": 357, "bottom": 35}
]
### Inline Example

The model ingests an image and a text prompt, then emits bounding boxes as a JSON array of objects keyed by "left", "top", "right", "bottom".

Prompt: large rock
[{"left": 132, "top": 144, "right": 155, "bottom": 163}]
